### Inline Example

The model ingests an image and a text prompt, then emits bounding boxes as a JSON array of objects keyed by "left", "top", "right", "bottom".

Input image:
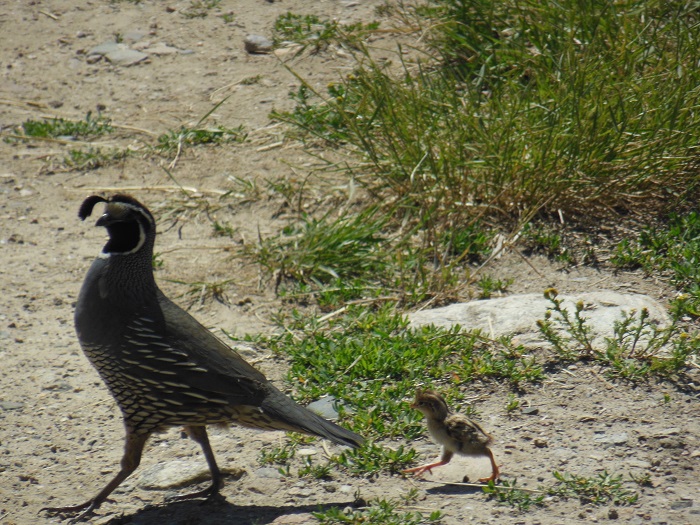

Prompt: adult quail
[
  {"left": 42, "top": 194, "right": 363, "bottom": 521},
  {"left": 403, "top": 389, "right": 499, "bottom": 483}
]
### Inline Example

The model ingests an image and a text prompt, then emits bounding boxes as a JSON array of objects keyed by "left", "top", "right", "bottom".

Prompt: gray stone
[
  {"left": 87, "top": 41, "right": 121, "bottom": 56},
  {"left": 104, "top": 48, "right": 149, "bottom": 66},
  {"left": 122, "top": 30, "right": 147, "bottom": 43},
  {"left": 143, "top": 42, "right": 180, "bottom": 56},
  {"left": 255, "top": 467, "right": 283, "bottom": 479},
  {"left": 408, "top": 291, "right": 671, "bottom": 350},
  {"left": 137, "top": 460, "right": 211, "bottom": 489},
  {"left": 0, "top": 401, "right": 24, "bottom": 411},
  {"left": 244, "top": 34, "right": 274, "bottom": 54},
  {"left": 522, "top": 406, "right": 539, "bottom": 415},
  {"left": 306, "top": 396, "right": 340, "bottom": 420},
  {"left": 594, "top": 432, "right": 629, "bottom": 445}
]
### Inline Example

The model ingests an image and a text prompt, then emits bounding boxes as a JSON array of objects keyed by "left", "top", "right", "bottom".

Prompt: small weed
[
  {"left": 523, "top": 224, "right": 574, "bottom": 264},
  {"left": 331, "top": 442, "right": 417, "bottom": 477},
  {"left": 212, "top": 221, "right": 236, "bottom": 238},
  {"left": 536, "top": 288, "right": 596, "bottom": 361},
  {"left": 19, "top": 112, "right": 113, "bottom": 139},
  {"left": 476, "top": 275, "right": 512, "bottom": 299},
  {"left": 250, "top": 207, "right": 387, "bottom": 289},
  {"left": 483, "top": 479, "right": 545, "bottom": 511},
  {"left": 239, "top": 75, "right": 262, "bottom": 85},
  {"left": 219, "top": 11, "right": 235, "bottom": 23},
  {"left": 313, "top": 497, "right": 442, "bottom": 525},
  {"left": 170, "top": 279, "right": 235, "bottom": 306},
  {"left": 612, "top": 212, "right": 700, "bottom": 318},
  {"left": 297, "top": 455, "right": 333, "bottom": 480},
  {"left": 504, "top": 394, "right": 520, "bottom": 414},
  {"left": 549, "top": 471, "right": 638, "bottom": 505},
  {"left": 181, "top": 0, "right": 221, "bottom": 18},
  {"left": 272, "top": 12, "right": 379, "bottom": 52},
  {"left": 152, "top": 253, "right": 164, "bottom": 269},
  {"left": 629, "top": 472, "right": 653, "bottom": 487},
  {"left": 155, "top": 124, "right": 246, "bottom": 154},
  {"left": 537, "top": 288, "right": 700, "bottom": 379},
  {"left": 259, "top": 444, "right": 296, "bottom": 466},
  {"left": 64, "top": 147, "right": 129, "bottom": 170}
]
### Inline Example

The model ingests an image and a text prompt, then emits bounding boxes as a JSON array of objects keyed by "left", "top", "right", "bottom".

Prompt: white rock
[{"left": 408, "top": 291, "right": 671, "bottom": 349}]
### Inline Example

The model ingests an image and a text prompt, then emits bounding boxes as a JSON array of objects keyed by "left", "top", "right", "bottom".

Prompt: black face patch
[{"left": 104, "top": 221, "right": 142, "bottom": 253}]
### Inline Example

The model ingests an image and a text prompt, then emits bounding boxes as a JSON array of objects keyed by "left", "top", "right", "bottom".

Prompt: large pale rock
[
  {"left": 408, "top": 291, "right": 671, "bottom": 349},
  {"left": 137, "top": 460, "right": 243, "bottom": 490}
]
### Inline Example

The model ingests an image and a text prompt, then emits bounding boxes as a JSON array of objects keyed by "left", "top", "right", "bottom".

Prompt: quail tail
[{"left": 260, "top": 389, "right": 363, "bottom": 449}]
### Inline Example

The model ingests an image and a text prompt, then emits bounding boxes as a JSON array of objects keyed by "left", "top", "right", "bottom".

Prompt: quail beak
[{"left": 95, "top": 213, "right": 112, "bottom": 227}]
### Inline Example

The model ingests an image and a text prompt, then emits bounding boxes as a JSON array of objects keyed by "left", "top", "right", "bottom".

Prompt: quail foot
[
  {"left": 403, "top": 389, "right": 499, "bottom": 483},
  {"left": 41, "top": 195, "right": 363, "bottom": 522}
]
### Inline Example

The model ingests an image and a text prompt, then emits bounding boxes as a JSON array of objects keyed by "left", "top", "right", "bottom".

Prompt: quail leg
[
  {"left": 402, "top": 450, "right": 453, "bottom": 477},
  {"left": 169, "top": 426, "right": 224, "bottom": 503},
  {"left": 477, "top": 448, "right": 500, "bottom": 483},
  {"left": 40, "top": 432, "right": 149, "bottom": 522}
]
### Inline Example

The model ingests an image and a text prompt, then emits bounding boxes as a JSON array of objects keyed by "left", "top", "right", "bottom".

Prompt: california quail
[
  {"left": 403, "top": 389, "right": 499, "bottom": 483},
  {"left": 42, "top": 194, "right": 363, "bottom": 521}
]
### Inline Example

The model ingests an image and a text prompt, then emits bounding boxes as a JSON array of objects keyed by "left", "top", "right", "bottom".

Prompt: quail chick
[
  {"left": 42, "top": 195, "right": 363, "bottom": 522},
  {"left": 403, "top": 389, "right": 499, "bottom": 483}
]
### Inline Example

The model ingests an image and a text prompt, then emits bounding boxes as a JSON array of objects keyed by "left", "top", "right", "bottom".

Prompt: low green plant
[
  {"left": 523, "top": 225, "right": 574, "bottom": 264},
  {"left": 536, "top": 289, "right": 595, "bottom": 360},
  {"left": 181, "top": 0, "right": 221, "bottom": 18},
  {"left": 312, "top": 497, "right": 443, "bottom": 525},
  {"left": 19, "top": 112, "right": 113, "bottom": 139},
  {"left": 612, "top": 212, "right": 700, "bottom": 318},
  {"left": 259, "top": 443, "right": 296, "bottom": 466},
  {"left": 476, "top": 275, "right": 513, "bottom": 299},
  {"left": 272, "top": 12, "right": 379, "bottom": 52},
  {"left": 549, "top": 471, "right": 638, "bottom": 505},
  {"left": 155, "top": 124, "right": 246, "bottom": 154},
  {"left": 238, "top": 304, "right": 542, "bottom": 454},
  {"left": 537, "top": 288, "right": 700, "bottom": 379},
  {"left": 483, "top": 479, "right": 545, "bottom": 511},
  {"left": 64, "top": 147, "right": 129, "bottom": 170},
  {"left": 250, "top": 207, "right": 387, "bottom": 289},
  {"left": 504, "top": 393, "right": 520, "bottom": 414},
  {"left": 331, "top": 442, "right": 417, "bottom": 477},
  {"left": 297, "top": 455, "right": 333, "bottom": 479}
]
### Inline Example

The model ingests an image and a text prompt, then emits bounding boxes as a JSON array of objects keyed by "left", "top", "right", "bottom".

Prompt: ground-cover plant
[
  {"left": 155, "top": 124, "right": 246, "bottom": 154},
  {"left": 272, "top": 12, "right": 379, "bottom": 52},
  {"left": 612, "top": 212, "right": 700, "bottom": 317},
  {"left": 483, "top": 479, "right": 546, "bottom": 511},
  {"left": 17, "top": 112, "right": 113, "bottom": 139},
  {"left": 312, "top": 496, "right": 443, "bottom": 525},
  {"left": 548, "top": 471, "right": 638, "bottom": 506},
  {"left": 237, "top": 304, "right": 542, "bottom": 448},
  {"left": 536, "top": 288, "right": 700, "bottom": 379}
]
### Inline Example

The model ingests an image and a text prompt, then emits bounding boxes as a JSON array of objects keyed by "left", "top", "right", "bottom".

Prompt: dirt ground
[{"left": 1, "top": 1, "right": 699, "bottom": 524}]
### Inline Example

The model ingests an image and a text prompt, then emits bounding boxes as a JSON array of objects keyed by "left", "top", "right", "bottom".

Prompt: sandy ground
[{"left": 1, "top": 1, "right": 699, "bottom": 524}]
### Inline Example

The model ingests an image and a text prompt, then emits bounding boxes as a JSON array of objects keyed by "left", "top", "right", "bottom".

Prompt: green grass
[
  {"left": 155, "top": 124, "right": 246, "bottom": 154},
  {"left": 272, "top": 0, "right": 700, "bottom": 276},
  {"left": 312, "top": 497, "right": 443, "bottom": 525},
  {"left": 64, "top": 147, "right": 129, "bottom": 170},
  {"left": 272, "top": 12, "right": 379, "bottom": 52},
  {"left": 612, "top": 212, "right": 700, "bottom": 317},
  {"left": 18, "top": 112, "right": 113, "bottom": 139},
  {"left": 549, "top": 471, "right": 638, "bottom": 505},
  {"left": 237, "top": 304, "right": 542, "bottom": 444}
]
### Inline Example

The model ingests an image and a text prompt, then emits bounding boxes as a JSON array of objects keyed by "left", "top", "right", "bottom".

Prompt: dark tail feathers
[{"left": 261, "top": 389, "right": 363, "bottom": 449}]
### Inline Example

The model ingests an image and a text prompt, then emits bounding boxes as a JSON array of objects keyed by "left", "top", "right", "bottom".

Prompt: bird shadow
[
  {"left": 100, "top": 497, "right": 358, "bottom": 525},
  {"left": 422, "top": 481, "right": 487, "bottom": 496}
]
